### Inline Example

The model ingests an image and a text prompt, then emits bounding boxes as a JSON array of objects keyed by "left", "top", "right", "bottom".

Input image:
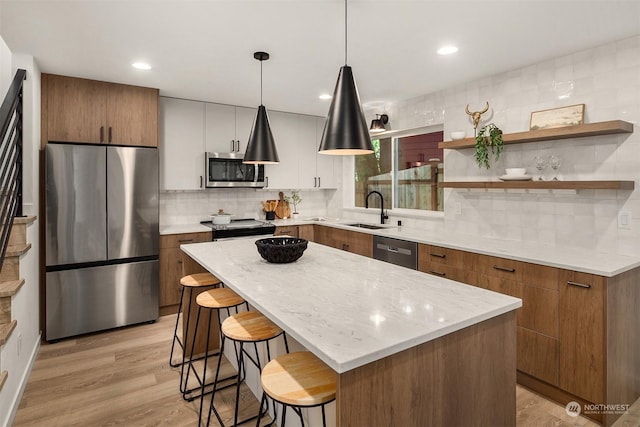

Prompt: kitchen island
[{"left": 182, "top": 238, "right": 522, "bottom": 426}]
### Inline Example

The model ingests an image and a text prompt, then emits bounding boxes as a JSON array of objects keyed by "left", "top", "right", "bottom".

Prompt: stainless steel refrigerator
[{"left": 45, "top": 143, "right": 159, "bottom": 341}]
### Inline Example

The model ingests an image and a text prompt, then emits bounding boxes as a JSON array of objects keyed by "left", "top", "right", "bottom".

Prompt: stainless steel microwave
[{"left": 205, "top": 152, "right": 265, "bottom": 188}]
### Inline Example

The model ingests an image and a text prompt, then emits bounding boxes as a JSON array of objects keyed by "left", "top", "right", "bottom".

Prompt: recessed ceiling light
[
  {"left": 437, "top": 45, "right": 458, "bottom": 55},
  {"left": 319, "top": 94, "right": 332, "bottom": 100},
  {"left": 132, "top": 62, "right": 152, "bottom": 70}
]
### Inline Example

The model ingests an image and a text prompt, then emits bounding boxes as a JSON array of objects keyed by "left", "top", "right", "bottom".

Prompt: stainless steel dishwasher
[{"left": 373, "top": 235, "right": 418, "bottom": 270}]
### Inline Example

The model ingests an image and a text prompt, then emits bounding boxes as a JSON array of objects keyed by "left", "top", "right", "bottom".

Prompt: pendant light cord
[
  {"left": 344, "top": 0, "right": 348, "bottom": 65},
  {"left": 260, "top": 59, "right": 263, "bottom": 105}
]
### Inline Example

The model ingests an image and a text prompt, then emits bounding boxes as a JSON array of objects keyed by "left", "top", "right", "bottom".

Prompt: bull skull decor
[{"left": 465, "top": 102, "right": 490, "bottom": 136}]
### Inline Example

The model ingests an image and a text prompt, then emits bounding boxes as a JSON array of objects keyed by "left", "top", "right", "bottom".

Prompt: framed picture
[{"left": 529, "top": 104, "right": 585, "bottom": 130}]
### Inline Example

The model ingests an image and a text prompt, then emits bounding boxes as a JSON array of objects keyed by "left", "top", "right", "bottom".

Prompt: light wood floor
[{"left": 11, "top": 315, "right": 638, "bottom": 426}]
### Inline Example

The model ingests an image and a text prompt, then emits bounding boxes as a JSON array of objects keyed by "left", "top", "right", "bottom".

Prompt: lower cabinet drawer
[
  {"left": 517, "top": 327, "right": 559, "bottom": 386},
  {"left": 422, "top": 263, "right": 465, "bottom": 282}
]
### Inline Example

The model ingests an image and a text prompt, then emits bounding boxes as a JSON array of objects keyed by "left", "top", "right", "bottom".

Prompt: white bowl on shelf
[
  {"left": 450, "top": 131, "right": 466, "bottom": 140},
  {"left": 505, "top": 168, "right": 526, "bottom": 176}
]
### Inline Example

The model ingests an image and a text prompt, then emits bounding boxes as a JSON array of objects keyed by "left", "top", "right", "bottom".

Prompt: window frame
[{"left": 349, "top": 124, "right": 445, "bottom": 219}]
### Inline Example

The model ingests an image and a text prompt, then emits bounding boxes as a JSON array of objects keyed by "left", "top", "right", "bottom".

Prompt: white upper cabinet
[
  {"left": 205, "top": 103, "right": 257, "bottom": 154},
  {"left": 159, "top": 97, "right": 205, "bottom": 190},
  {"left": 298, "top": 115, "right": 319, "bottom": 189},
  {"left": 264, "top": 111, "right": 300, "bottom": 189},
  {"left": 315, "top": 117, "right": 339, "bottom": 189}
]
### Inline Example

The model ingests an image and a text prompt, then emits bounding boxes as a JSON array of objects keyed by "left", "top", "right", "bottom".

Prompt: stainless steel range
[{"left": 200, "top": 218, "right": 276, "bottom": 240}]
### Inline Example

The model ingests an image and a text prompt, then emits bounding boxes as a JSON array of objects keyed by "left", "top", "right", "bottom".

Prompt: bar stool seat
[
  {"left": 170, "top": 272, "right": 222, "bottom": 369},
  {"left": 207, "top": 310, "right": 288, "bottom": 427},
  {"left": 181, "top": 272, "right": 222, "bottom": 288},
  {"left": 258, "top": 351, "right": 336, "bottom": 427},
  {"left": 196, "top": 287, "right": 245, "bottom": 310},
  {"left": 221, "top": 310, "right": 284, "bottom": 342}
]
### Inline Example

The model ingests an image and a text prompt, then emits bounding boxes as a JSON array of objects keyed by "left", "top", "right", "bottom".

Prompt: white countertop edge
[
  {"left": 182, "top": 243, "right": 521, "bottom": 373},
  {"left": 160, "top": 224, "right": 212, "bottom": 235}
]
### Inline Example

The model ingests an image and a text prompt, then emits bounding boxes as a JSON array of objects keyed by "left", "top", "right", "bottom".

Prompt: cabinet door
[
  {"left": 298, "top": 225, "right": 315, "bottom": 241},
  {"left": 159, "top": 97, "right": 206, "bottom": 190},
  {"left": 264, "top": 111, "right": 299, "bottom": 189},
  {"left": 235, "top": 106, "right": 257, "bottom": 154},
  {"left": 106, "top": 84, "right": 158, "bottom": 147},
  {"left": 205, "top": 103, "right": 237, "bottom": 153},
  {"left": 274, "top": 226, "right": 299, "bottom": 237},
  {"left": 159, "top": 232, "right": 211, "bottom": 309},
  {"left": 298, "top": 115, "right": 318, "bottom": 189},
  {"left": 45, "top": 74, "right": 107, "bottom": 144},
  {"left": 559, "top": 271, "right": 605, "bottom": 403},
  {"left": 316, "top": 117, "right": 338, "bottom": 188}
]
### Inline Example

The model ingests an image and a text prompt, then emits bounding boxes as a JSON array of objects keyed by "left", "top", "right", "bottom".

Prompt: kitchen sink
[{"left": 345, "top": 223, "right": 388, "bottom": 230}]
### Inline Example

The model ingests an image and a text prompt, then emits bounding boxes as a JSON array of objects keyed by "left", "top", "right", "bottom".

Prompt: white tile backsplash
[{"left": 356, "top": 34, "right": 640, "bottom": 256}]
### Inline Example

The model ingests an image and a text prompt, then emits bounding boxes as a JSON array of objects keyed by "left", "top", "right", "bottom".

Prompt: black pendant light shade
[
  {"left": 243, "top": 51, "right": 279, "bottom": 164},
  {"left": 244, "top": 105, "right": 279, "bottom": 164},
  {"left": 318, "top": 65, "right": 373, "bottom": 155},
  {"left": 369, "top": 114, "right": 389, "bottom": 133}
]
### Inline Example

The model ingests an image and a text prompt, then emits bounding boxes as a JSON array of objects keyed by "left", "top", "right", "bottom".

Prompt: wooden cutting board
[{"left": 275, "top": 192, "right": 290, "bottom": 219}]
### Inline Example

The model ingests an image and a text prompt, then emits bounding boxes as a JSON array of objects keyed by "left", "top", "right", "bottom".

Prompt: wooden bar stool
[
  {"left": 207, "top": 310, "right": 289, "bottom": 427},
  {"left": 170, "top": 272, "right": 222, "bottom": 370},
  {"left": 183, "top": 286, "right": 247, "bottom": 403},
  {"left": 257, "top": 351, "right": 337, "bottom": 427}
]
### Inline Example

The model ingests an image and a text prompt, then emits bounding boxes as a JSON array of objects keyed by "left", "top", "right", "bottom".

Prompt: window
[{"left": 354, "top": 130, "right": 444, "bottom": 212}]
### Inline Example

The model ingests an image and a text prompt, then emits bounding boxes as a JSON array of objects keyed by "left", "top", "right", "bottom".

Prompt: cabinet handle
[
  {"left": 318, "top": 176, "right": 321, "bottom": 187},
  {"left": 100, "top": 126, "right": 104, "bottom": 143},
  {"left": 265, "top": 177, "right": 269, "bottom": 187},
  {"left": 108, "top": 126, "right": 112, "bottom": 143},
  {"left": 231, "top": 140, "right": 234, "bottom": 151},
  {"left": 178, "top": 239, "right": 194, "bottom": 243},
  {"left": 342, "top": 243, "right": 350, "bottom": 251},
  {"left": 428, "top": 270, "right": 446, "bottom": 277},
  {"left": 567, "top": 281, "right": 591, "bottom": 289},
  {"left": 493, "top": 265, "right": 515, "bottom": 273},
  {"left": 314, "top": 177, "right": 317, "bottom": 188},
  {"left": 236, "top": 140, "right": 240, "bottom": 152},
  {"left": 430, "top": 253, "right": 446, "bottom": 258},
  {"left": 200, "top": 176, "right": 203, "bottom": 188}
]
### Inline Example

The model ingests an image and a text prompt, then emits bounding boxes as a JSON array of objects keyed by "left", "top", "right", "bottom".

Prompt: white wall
[
  {"left": 0, "top": 36, "right": 41, "bottom": 427},
  {"left": 352, "top": 35, "right": 640, "bottom": 256}
]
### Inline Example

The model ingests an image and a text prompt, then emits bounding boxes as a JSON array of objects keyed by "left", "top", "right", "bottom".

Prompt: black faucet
[{"left": 365, "top": 191, "right": 389, "bottom": 225}]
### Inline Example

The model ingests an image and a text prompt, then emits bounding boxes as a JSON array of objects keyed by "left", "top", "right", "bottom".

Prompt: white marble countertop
[
  {"left": 160, "top": 223, "right": 212, "bottom": 235},
  {"left": 181, "top": 238, "right": 521, "bottom": 373},
  {"left": 163, "top": 217, "right": 640, "bottom": 276}
]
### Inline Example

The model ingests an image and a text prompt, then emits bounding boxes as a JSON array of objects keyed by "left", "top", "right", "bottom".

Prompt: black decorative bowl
[{"left": 255, "top": 237, "right": 308, "bottom": 263}]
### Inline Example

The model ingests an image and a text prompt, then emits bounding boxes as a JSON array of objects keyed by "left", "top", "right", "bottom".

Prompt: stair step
[
  {"left": 5, "top": 243, "right": 31, "bottom": 258},
  {"left": 7, "top": 216, "right": 36, "bottom": 247},
  {"left": 0, "top": 319, "right": 17, "bottom": 346},
  {"left": 0, "top": 371, "right": 6, "bottom": 391},
  {"left": 0, "top": 279, "right": 25, "bottom": 298}
]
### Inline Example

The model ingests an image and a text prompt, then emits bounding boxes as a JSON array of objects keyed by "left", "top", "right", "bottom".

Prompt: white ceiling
[{"left": 1, "top": 1, "right": 639, "bottom": 117}]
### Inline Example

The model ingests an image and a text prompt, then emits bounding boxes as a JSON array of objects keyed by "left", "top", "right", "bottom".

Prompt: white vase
[{"left": 292, "top": 212, "right": 300, "bottom": 219}]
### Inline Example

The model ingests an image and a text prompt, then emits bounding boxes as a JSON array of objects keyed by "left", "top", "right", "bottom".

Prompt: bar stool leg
[
  {"left": 207, "top": 335, "right": 227, "bottom": 427},
  {"left": 179, "top": 288, "right": 194, "bottom": 393},
  {"left": 197, "top": 308, "right": 214, "bottom": 425},
  {"left": 182, "top": 304, "right": 201, "bottom": 400},
  {"left": 169, "top": 285, "right": 186, "bottom": 367}
]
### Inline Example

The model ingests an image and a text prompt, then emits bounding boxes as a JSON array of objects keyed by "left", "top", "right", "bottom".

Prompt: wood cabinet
[
  {"left": 205, "top": 103, "right": 256, "bottom": 154},
  {"left": 313, "top": 226, "right": 372, "bottom": 257},
  {"left": 416, "top": 241, "right": 640, "bottom": 426},
  {"left": 274, "top": 224, "right": 314, "bottom": 241},
  {"left": 558, "top": 270, "right": 605, "bottom": 404},
  {"left": 159, "top": 231, "right": 211, "bottom": 314},
  {"left": 42, "top": 73, "right": 158, "bottom": 147},
  {"left": 159, "top": 97, "right": 206, "bottom": 190}
]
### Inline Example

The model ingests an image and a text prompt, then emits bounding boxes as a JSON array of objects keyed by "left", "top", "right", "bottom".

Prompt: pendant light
[
  {"left": 369, "top": 114, "right": 389, "bottom": 133},
  {"left": 318, "top": 0, "right": 373, "bottom": 155},
  {"left": 244, "top": 51, "right": 279, "bottom": 164}
]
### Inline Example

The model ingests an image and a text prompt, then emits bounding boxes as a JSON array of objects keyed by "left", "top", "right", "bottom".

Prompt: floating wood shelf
[
  {"left": 438, "top": 120, "right": 634, "bottom": 149},
  {"left": 439, "top": 181, "right": 635, "bottom": 190}
]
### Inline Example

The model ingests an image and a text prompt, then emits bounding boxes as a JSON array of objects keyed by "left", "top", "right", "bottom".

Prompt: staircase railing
[{"left": 0, "top": 68, "right": 27, "bottom": 270}]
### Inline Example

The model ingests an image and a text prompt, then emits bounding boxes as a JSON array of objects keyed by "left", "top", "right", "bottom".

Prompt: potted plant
[
  {"left": 474, "top": 123, "right": 504, "bottom": 169},
  {"left": 284, "top": 190, "right": 302, "bottom": 219}
]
